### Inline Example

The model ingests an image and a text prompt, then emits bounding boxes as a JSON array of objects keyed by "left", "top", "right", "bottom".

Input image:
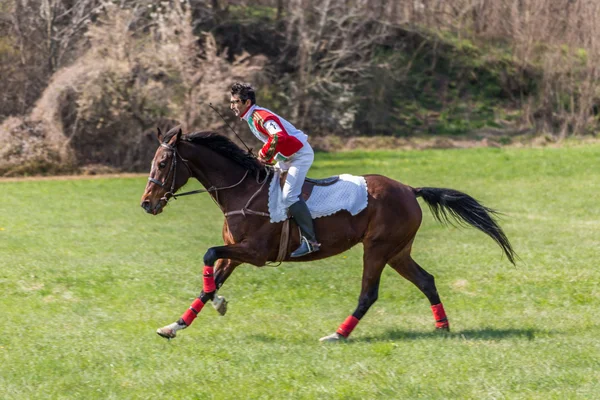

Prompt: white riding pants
[{"left": 276, "top": 144, "right": 314, "bottom": 208}]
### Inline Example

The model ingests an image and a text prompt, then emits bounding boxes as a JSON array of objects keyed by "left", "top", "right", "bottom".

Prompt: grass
[{"left": 1, "top": 144, "right": 599, "bottom": 399}]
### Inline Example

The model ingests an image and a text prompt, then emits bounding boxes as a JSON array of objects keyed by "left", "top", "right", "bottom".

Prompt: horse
[{"left": 140, "top": 127, "right": 516, "bottom": 342}]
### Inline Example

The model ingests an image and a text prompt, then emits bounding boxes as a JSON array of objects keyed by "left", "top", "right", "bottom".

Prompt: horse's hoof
[
  {"left": 156, "top": 327, "right": 177, "bottom": 339},
  {"left": 436, "top": 325, "right": 450, "bottom": 332},
  {"left": 319, "top": 332, "right": 346, "bottom": 342},
  {"left": 212, "top": 295, "right": 228, "bottom": 316}
]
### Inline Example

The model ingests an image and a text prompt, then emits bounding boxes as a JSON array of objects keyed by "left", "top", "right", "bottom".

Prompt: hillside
[{"left": 0, "top": 1, "right": 598, "bottom": 176}]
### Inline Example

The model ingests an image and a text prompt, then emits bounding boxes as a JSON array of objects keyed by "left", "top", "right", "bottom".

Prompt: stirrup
[{"left": 291, "top": 236, "right": 320, "bottom": 258}]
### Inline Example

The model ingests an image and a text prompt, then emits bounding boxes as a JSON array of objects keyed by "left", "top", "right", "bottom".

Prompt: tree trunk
[{"left": 277, "top": 0, "right": 284, "bottom": 21}]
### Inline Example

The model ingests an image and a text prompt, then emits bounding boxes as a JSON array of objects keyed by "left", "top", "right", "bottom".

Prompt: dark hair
[{"left": 230, "top": 82, "right": 256, "bottom": 105}]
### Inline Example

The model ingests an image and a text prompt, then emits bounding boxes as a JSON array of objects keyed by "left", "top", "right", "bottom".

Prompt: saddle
[
  {"left": 271, "top": 171, "right": 367, "bottom": 263},
  {"left": 274, "top": 172, "right": 339, "bottom": 263},
  {"left": 279, "top": 172, "right": 340, "bottom": 201}
]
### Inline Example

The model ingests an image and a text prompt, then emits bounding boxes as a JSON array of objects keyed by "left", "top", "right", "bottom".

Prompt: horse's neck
[{"left": 185, "top": 149, "right": 256, "bottom": 211}]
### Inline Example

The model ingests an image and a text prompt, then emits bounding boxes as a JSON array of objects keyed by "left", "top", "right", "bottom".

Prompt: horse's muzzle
[{"left": 141, "top": 199, "right": 164, "bottom": 215}]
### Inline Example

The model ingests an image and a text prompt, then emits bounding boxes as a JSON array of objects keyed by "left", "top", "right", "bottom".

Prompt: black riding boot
[{"left": 289, "top": 199, "right": 320, "bottom": 257}]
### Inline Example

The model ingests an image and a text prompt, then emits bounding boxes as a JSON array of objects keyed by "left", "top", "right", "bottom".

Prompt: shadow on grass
[
  {"left": 356, "top": 326, "right": 552, "bottom": 343},
  {"left": 247, "top": 333, "right": 279, "bottom": 343},
  {"left": 243, "top": 327, "right": 556, "bottom": 344}
]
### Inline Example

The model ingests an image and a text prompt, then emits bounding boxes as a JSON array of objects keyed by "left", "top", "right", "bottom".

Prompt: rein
[
  {"left": 174, "top": 170, "right": 250, "bottom": 200},
  {"left": 223, "top": 168, "right": 271, "bottom": 218}
]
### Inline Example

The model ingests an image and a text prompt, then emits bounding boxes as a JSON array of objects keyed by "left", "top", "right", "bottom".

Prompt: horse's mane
[{"left": 163, "top": 128, "right": 264, "bottom": 176}]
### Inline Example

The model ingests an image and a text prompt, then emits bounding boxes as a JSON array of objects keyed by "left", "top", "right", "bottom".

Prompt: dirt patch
[{"left": 0, "top": 173, "right": 145, "bottom": 183}]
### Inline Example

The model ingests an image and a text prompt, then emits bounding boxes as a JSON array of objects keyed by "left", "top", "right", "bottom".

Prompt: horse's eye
[{"left": 158, "top": 161, "right": 166, "bottom": 169}]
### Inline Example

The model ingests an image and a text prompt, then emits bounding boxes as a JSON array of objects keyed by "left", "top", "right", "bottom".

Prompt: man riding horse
[
  {"left": 230, "top": 82, "right": 320, "bottom": 257},
  {"left": 143, "top": 85, "right": 516, "bottom": 341}
]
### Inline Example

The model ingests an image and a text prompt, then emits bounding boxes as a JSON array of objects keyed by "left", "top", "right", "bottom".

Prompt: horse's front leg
[
  {"left": 157, "top": 243, "right": 265, "bottom": 339},
  {"left": 211, "top": 258, "right": 241, "bottom": 316}
]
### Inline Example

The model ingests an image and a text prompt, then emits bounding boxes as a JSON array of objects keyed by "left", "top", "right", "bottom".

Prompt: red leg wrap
[
  {"left": 336, "top": 315, "right": 360, "bottom": 337},
  {"left": 203, "top": 266, "right": 216, "bottom": 293},
  {"left": 431, "top": 303, "right": 449, "bottom": 329},
  {"left": 181, "top": 298, "right": 205, "bottom": 326}
]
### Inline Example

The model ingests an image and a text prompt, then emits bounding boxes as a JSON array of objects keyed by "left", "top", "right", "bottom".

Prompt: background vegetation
[
  {"left": 1, "top": 0, "right": 599, "bottom": 176},
  {"left": 1, "top": 145, "right": 599, "bottom": 398}
]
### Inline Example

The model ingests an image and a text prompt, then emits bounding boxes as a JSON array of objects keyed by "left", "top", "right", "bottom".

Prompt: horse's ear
[
  {"left": 156, "top": 127, "right": 163, "bottom": 143},
  {"left": 167, "top": 127, "right": 182, "bottom": 146}
]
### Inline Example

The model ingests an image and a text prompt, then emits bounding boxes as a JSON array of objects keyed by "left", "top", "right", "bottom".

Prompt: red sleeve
[
  {"left": 255, "top": 112, "right": 303, "bottom": 162},
  {"left": 259, "top": 118, "right": 285, "bottom": 162}
]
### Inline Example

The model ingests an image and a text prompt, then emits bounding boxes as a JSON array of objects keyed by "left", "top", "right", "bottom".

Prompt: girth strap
[{"left": 276, "top": 219, "right": 291, "bottom": 263}]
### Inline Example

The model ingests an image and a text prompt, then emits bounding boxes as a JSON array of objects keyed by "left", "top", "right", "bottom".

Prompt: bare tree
[
  {"left": 281, "top": 0, "right": 391, "bottom": 132},
  {"left": 14, "top": 0, "right": 102, "bottom": 72},
  {"left": 1, "top": 0, "right": 102, "bottom": 119}
]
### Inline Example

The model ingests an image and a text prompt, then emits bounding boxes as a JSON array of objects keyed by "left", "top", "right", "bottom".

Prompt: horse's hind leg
[
  {"left": 388, "top": 254, "right": 449, "bottom": 331},
  {"left": 320, "top": 245, "right": 388, "bottom": 342}
]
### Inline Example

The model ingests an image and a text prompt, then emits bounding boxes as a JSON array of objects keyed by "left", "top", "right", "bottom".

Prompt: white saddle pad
[{"left": 268, "top": 168, "right": 368, "bottom": 223}]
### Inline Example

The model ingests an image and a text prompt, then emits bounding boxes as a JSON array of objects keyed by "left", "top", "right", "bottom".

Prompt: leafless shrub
[
  {"left": 0, "top": 1, "right": 264, "bottom": 175},
  {"left": 71, "top": 2, "right": 264, "bottom": 169},
  {"left": 400, "top": 0, "right": 600, "bottom": 137},
  {"left": 274, "top": 0, "right": 600, "bottom": 137},
  {"left": 0, "top": 0, "right": 104, "bottom": 118},
  {"left": 0, "top": 117, "right": 74, "bottom": 176}
]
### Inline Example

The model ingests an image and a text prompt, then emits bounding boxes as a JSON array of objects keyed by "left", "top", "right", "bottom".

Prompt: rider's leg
[
  {"left": 281, "top": 145, "right": 320, "bottom": 257},
  {"left": 289, "top": 199, "right": 320, "bottom": 257}
]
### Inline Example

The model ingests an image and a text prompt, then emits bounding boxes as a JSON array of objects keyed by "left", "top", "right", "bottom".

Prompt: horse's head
[{"left": 140, "top": 127, "right": 191, "bottom": 215}]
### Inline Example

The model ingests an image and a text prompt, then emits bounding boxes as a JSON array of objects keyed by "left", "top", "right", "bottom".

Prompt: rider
[{"left": 230, "top": 82, "right": 320, "bottom": 257}]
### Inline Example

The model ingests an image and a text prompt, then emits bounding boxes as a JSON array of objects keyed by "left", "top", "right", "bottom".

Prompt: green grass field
[{"left": 1, "top": 145, "right": 599, "bottom": 399}]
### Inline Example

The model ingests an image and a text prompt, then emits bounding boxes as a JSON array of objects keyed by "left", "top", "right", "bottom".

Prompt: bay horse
[{"left": 140, "top": 127, "right": 516, "bottom": 341}]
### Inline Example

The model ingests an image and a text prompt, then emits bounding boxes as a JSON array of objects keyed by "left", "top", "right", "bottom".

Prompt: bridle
[
  {"left": 147, "top": 142, "right": 191, "bottom": 202},
  {"left": 147, "top": 141, "right": 253, "bottom": 204}
]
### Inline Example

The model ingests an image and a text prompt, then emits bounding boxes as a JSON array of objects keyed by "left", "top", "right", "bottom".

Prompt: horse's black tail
[{"left": 414, "top": 187, "right": 517, "bottom": 265}]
